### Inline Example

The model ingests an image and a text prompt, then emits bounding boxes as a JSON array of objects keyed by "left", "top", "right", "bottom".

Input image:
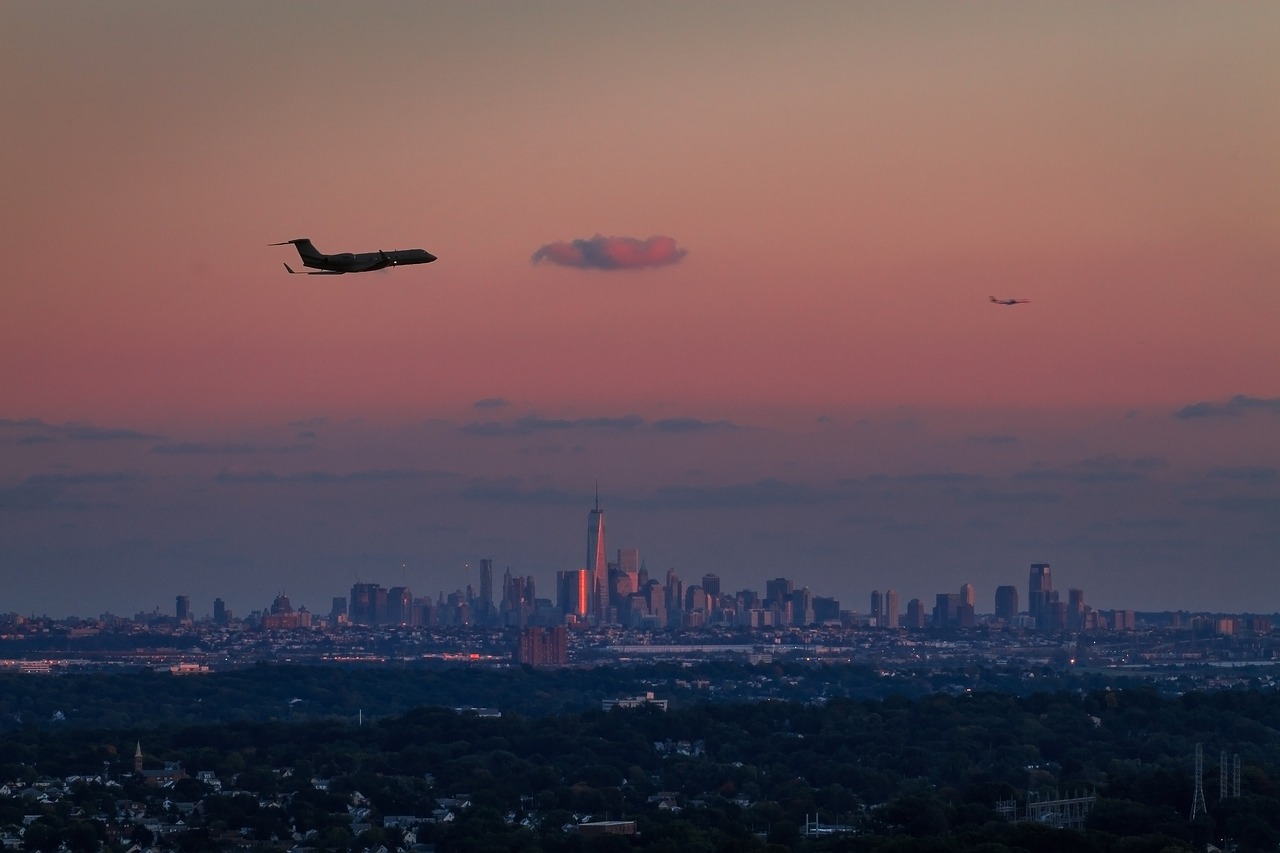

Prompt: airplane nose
[{"left": 425, "top": 252, "right": 438, "bottom": 263}]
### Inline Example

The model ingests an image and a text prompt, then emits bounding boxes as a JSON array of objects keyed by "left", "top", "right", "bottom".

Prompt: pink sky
[{"left": 2, "top": 2, "right": 1278, "bottom": 616}]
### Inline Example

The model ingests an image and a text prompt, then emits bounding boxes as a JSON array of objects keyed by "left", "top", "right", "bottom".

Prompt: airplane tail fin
[{"left": 270, "top": 238, "right": 324, "bottom": 262}]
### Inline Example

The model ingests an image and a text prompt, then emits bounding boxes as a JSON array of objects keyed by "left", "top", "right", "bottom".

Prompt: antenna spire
[{"left": 594, "top": 480, "right": 600, "bottom": 510}]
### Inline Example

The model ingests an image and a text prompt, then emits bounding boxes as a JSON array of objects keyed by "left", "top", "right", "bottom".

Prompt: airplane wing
[{"left": 283, "top": 263, "right": 345, "bottom": 275}]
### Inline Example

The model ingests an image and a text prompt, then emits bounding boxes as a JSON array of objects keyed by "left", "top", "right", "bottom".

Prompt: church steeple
[{"left": 134, "top": 741, "right": 143, "bottom": 773}]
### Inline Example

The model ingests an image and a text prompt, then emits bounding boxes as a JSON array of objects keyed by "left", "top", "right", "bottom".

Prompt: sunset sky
[{"left": 3, "top": 1, "right": 1278, "bottom": 619}]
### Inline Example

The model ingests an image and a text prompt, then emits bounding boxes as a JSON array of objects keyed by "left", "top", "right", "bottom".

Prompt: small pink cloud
[{"left": 531, "top": 234, "right": 688, "bottom": 270}]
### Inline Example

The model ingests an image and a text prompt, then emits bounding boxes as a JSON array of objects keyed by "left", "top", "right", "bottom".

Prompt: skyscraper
[
  {"left": 994, "top": 585, "right": 1019, "bottom": 622},
  {"left": 387, "top": 586, "right": 414, "bottom": 625},
  {"left": 175, "top": 595, "right": 190, "bottom": 623},
  {"left": 349, "top": 582, "right": 384, "bottom": 626},
  {"left": 905, "top": 598, "right": 926, "bottom": 629},
  {"left": 587, "top": 489, "right": 607, "bottom": 621},
  {"left": 1068, "top": 588, "right": 1086, "bottom": 631},
  {"left": 618, "top": 547, "right": 640, "bottom": 588},
  {"left": 883, "top": 589, "right": 900, "bottom": 628},
  {"left": 1029, "top": 563, "right": 1052, "bottom": 627},
  {"left": 557, "top": 569, "right": 590, "bottom": 620},
  {"left": 478, "top": 558, "right": 494, "bottom": 624}
]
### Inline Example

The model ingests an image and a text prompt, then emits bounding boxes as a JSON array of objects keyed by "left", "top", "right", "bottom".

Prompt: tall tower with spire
[{"left": 587, "top": 485, "right": 608, "bottom": 622}]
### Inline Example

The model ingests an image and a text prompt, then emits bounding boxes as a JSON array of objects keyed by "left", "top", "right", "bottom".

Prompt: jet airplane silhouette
[
  {"left": 989, "top": 296, "right": 1029, "bottom": 305},
  {"left": 270, "top": 238, "right": 437, "bottom": 275}
]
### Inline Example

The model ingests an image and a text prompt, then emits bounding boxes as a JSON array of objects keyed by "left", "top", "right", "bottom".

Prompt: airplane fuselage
[{"left": 272, "top": 238, "right": 437, "bottom": 274}]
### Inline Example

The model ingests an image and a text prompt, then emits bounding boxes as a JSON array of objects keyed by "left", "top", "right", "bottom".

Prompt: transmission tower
[
  {"left": 1220, "top": 750, "right": 1228, "bottom": 801},
  {"left": 1190, "top": 743, "right": 1208, "bottom": 820},
  {"left": 1233, "top": 753, "right": 1241, "bottom": 798}
]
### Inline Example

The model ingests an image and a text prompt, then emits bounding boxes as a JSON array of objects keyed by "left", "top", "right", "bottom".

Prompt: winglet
[{"left": 284, "top": 263, "right": 300, "bottom": 274}]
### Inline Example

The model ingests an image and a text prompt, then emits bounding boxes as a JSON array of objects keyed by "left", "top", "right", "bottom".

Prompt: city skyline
[
  {"left": 2, "top": 3, "right": 1278, "bottom": 617},
  {"left": 75, "top": 542, "right": 1280, "bottom": 629}
]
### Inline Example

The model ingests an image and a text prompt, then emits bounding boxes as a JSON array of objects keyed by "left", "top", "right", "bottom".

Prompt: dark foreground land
[{"left": 1, "top": 664, "right": 1278, "bottom": 852}]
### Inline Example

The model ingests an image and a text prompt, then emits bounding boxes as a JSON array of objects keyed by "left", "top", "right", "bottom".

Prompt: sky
[{"left": 2, "top": 1, "right": 1278, "bottom": 619}]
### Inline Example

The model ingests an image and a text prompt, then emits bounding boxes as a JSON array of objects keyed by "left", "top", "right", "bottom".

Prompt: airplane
[
  {"left": 270, "top": 238, "right": 437, "bottom": 275},
  {"left": 989, "top": 296, "right": 1029, "bottom": 305}
]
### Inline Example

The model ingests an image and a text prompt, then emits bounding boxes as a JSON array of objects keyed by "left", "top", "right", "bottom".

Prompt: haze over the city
[{"left": 2, "top": 2, "right": 1278, "bottom": 619}]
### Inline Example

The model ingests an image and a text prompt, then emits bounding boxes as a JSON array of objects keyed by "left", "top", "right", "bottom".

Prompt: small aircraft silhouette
[
  {"left": 989, "top": 296, "right": 1029, "bottom": 305},
  {"left": 270, "top": 238, "right": 437, "bottom": 275}
]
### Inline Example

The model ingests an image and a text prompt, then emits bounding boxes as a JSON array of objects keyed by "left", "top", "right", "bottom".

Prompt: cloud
[
  {"left": 652, "top": 417, "right": 740, "bottom": 433},
  {"left": 461, "top": 413, "right": 743, "bottom": 437},
  {"left": 472, "top": 397, "right": 511, "bottom": 410},
  {"left": 1173, "top": 394, "right": 1280, "bottom": 419},
  {"left": 966, "top": 434, "right": 1019, "bottom": 446},
  {"left": 214, "top": 468, "right": 442, "bottom": 485},
  {"left": 1194, "top": 496, "right": 1280, "bottom": 514},
  {"left": 531, "top": 234, "right": 687, "bottom": 270},
  {"left": 461, "top": 480, "right": 583, "bottom": 506},
  {"left": 459, "top": 478, "right": 861, "bottom": 511},
  {"left": 0, "top": 472, "right": 136, "bottom": 512},
  {"left": 1015, "top": 455, "right": 1162, "bottom": 484},
  {"left": 1207, "top": 466, "right": 1279, "bottom": 485},
  {"left": 971, "top": 488, "right": 1062, "bottom": 504},
  {"left": 462, "top": 414, "right": 645, "bottom": 436},
  {"left": 65, "top": 425, "right": 161, "bottom": 442},
  {"left": 151, "top": 441, "right": 311, "bottom": 455},
  {"left": 0, "top": 418, "right": 160, "bottom": 444}
]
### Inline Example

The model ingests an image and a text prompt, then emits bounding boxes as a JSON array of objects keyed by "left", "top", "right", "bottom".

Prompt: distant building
[
  {"left": 558, "top": 569, "right": 590, "bottom": 621},
  {"left": 765, "top": 577, "right": 793, "bottom": 609},
  {"left": 516, "top": 625, "right": 568, "bottom": 666},
  {"left": 883, "top": 589, "right": 900, "bottom": 628},
  {"left": 602, "top": 692, "right": 668, "bottom": 712},
  {"left": 933, "top": 593, "right": 962, "bottom": 630},
  {"left": 813, "top": 596, "right": 841, "bottom": 624},
  {"left": 478, "top": 558, "right": 494, "bottom": 625},
  {"left": 1029, "top": 564, "right": 1054, "bottom": 627},
  {"left": 577, "top": 820, "right": 637, "bottom": 837},
  {"left": 387, "top": 586, "right": 414, "bottom": 626},
  {"left": 587, "top": 492, "right": 608, "bottom": 622},
  {"left": 994, "top": 585, "right": 1019, "bottom": 622},
  {"left": 175, "top": 595, "right": 190, "bottom": 623},
  {"left": 905, "top": 598, "right": 926, "bottom": 629},
  {"left": 349, "top": 582, "right": 385, "bottom": 626},
  {"left": 1068, "top": 588, "right": 1086, "bottom": 631}
]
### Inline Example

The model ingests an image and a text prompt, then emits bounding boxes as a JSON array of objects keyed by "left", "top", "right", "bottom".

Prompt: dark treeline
[
  {"left": 0, "top": 661, "right": 1243, "bottom": 731},
  {"left": 1, "top": 670, "right": 1279, "bottom": 851}
]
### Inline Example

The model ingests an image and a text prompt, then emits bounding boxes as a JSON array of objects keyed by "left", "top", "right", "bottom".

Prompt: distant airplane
[
  {"left": 989, "top": 296, "right": 1029, "bottom": 305},
  {"left": 270, "top": 238, "right": 437, "bottom": 275}
]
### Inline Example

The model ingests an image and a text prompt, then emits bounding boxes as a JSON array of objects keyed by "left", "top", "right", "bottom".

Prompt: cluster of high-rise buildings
[
  {"left": 893, "top": 564, "right": 1127, "bottom": 632},
  {"left": 169, "top": 497, "right": 1263, "bottom": 636}
]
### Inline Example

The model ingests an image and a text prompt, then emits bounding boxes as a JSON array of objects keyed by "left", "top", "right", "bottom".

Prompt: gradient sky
[{"left": 3, "top": 2, "right": 1278, "bottom": 619}]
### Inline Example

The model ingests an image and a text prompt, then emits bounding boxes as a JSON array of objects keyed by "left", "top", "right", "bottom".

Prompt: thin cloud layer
[
  {"left": 531, "top": 234, "right": 687, "bottom": 270},
  {"left": 1174, "top": 395, "right": 1280, "bottom": 419},
  {"left": 460, "top": 413, "right": 742, "bottom": 437}
]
